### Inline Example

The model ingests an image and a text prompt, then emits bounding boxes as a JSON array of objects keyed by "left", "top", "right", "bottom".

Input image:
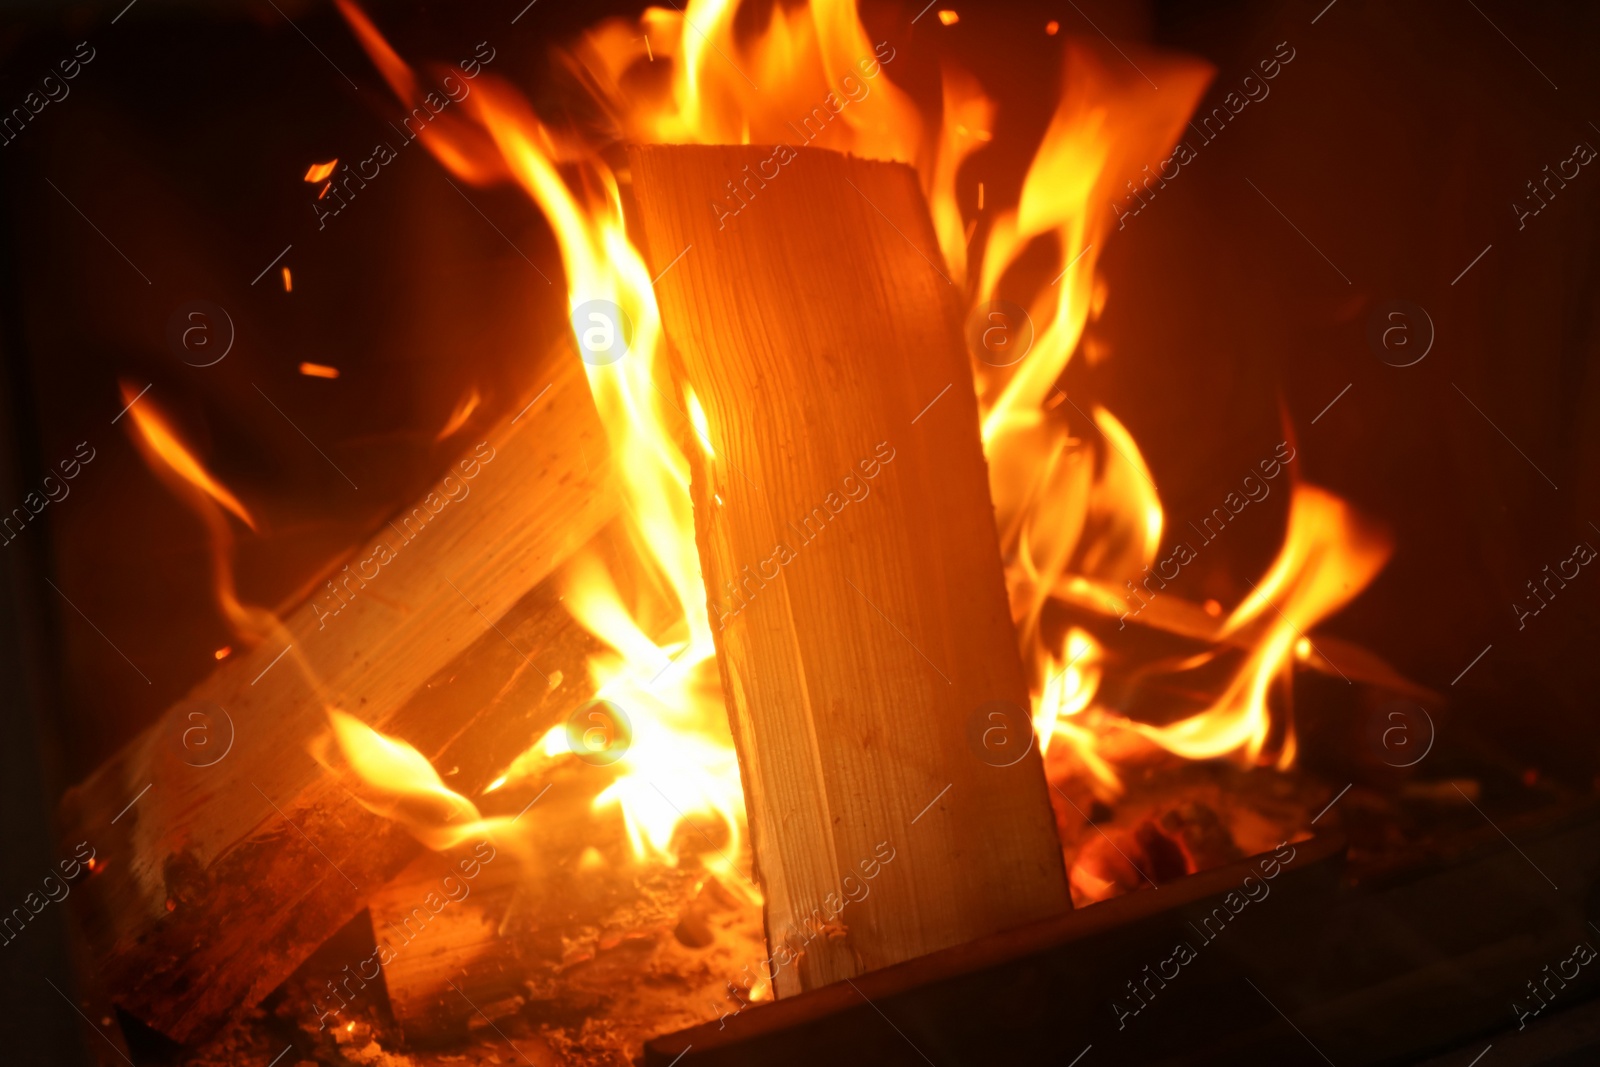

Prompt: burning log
[
  {"left": 55, "top": 351, "right": 620, "bottom": 1044},
  {"left": 629, "top": 144, "right": 1073, "bottom": 997}
]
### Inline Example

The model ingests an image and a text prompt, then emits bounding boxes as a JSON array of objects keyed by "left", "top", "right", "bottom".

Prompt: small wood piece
[
  {"left": 629, "top": 144, "right": 1072, "bottom": 997},
  {"left": 56, "top": 350, "right": 619, "bottom": 1044},
  {"left": 363, "top": 773, "right": 760, "bottom": 1047}
]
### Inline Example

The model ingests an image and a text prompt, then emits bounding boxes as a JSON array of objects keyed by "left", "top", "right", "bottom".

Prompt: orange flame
[
  {"left": 120, "top": 383, "right": 277, "bottom": 643},
  {"left": 434, "top": 388, "right": 481, "bottom": 441},
  {"left": 977, "top": 45, "right": 1395, "bottom": 795},
  {"left": 973, "top": 43, "right": 1211, "bottom": 792},
  {"left": 122, "top": 386, "right": 255, "bottom": 531},
  {"left": 930, "top": 63, "right": 993, "bottom": 286},
  {"left": 333, "top": 3, "right": 1397, "bottom": 873},
  {"left": 1136, "top": 486, "right": 1393, "bottom": 765}
]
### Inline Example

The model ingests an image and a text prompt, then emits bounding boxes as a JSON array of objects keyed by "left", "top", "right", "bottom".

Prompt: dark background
[{"left": 0, "top": 1, "right": 1594, "bottom": 1063}]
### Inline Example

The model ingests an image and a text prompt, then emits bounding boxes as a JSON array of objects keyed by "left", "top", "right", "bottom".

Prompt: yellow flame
[
  {"left": 686, "top": 386, "right": 715, "bottom": 458},
  {"left": 969, "top": 42, "right": 1214, "bottom": 790},
  {"left": 930, "top": 63, "right": 993, "bottom": 286},
  {"left": 334, "top": 3, "right": 1397, "bottom": 867},
  {"left": 322, "top": 709, "right": 515, "bottom": 853},
  {"left": 1137, "top": 486, "right": 1392, "bottom": 763}
]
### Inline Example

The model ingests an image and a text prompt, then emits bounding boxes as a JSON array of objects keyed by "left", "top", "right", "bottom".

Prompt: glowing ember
[
  {"left": 937, "top": 10, "right": 960, "bottom": 26},
  {"left": 304, "top": 159, "right": 338, "bottom": 182},
  {"left": 298, "top": 361, "right": 339, "bottom": 379}
]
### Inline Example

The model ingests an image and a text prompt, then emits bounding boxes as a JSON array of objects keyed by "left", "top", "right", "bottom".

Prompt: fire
[
  {"left": 685, "top": 387, "right": 715, "bottom": 458},
  {"left": 337, "top": 0, "right": 737, "bottom": 869},
  {"left": 321, "top": 2, "right": 1396, "bottom": 890},
  {"left": 334, "top": 0, "right": 989, "bottom": 875},
  {"left": 434, "top": 388, "right": 481, "bottom": 441},
  {"left": 119, "top": 383, "right": 278, "bottom": 644},
  {"left": 930, "top": 64, "right": 993, "bottom": 286},
  {"left": 954, "top": 38, "right": 1396, "bottom": 804},
  {"left": 319, "top": 709, "right": 513, "bottom": 853},
  {"left": 1136, "top": 486, "right": 1392, "bottom": 765},
  {"left": 973, "top": 41, "right": 1211, "bottom": 793},
  {"left": 119, "top": 385, "right": 502, "bottom": 861},
  {"left": 122, "top": 385, "right": 254, "bottom": 530}
]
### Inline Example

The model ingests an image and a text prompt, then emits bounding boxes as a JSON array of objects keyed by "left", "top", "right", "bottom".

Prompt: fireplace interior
[{"left": 2, "top": 2, "right": 1599, "bottom": 1065}]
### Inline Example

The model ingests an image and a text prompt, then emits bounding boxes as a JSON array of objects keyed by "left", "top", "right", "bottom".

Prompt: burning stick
[
  {"left": 56, "top": 352, "right": 618, "bottom": 1044},
  {"left": 629, "top": 144, "right": 1073, "bottom": 996}
]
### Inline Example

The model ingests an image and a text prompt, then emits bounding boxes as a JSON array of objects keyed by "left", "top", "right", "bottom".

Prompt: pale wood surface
[
  {"left": 629, "top": 144, "right": 1072, "bottom": 996},
  {"left": 57, "top": 350, "right": 619, "bottom": 1043}
]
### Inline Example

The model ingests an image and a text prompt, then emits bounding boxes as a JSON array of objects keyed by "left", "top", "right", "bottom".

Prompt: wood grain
[
  {"left": 56, "top": 350, "right": 618, "bottom": 1044},
  {"left": 629, "top": 144, "right": 1072, "bottom": 996}
]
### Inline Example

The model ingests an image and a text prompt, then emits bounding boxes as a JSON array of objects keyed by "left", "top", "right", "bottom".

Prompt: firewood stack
[{"left": 55, "top": 147, "right": 1073, "bottom": 1056}]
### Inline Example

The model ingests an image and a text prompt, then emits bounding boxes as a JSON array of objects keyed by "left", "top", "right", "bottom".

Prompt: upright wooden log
[
  {"left": 55, "top": 350, "right": 619, "bottom": 1044},
  {"left": 629, "top": 144, "right": 1072, "bottom": 996}
]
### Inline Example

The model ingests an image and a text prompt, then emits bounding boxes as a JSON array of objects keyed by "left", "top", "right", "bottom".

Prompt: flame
[
  {"left": 970, "top": 42, "right": 1211, "bottom": 794},
  {"left": 685, "top": 386, "right": 715, "bottom": 458},
  {"left": 435, "top": 388, "right": 481, "bottom": 441},
  {"left": 321, "top": 709, "right": 517, "bottom": 853},
  {"left": 333, "top": 2, "right": 1397, "bottom": 888},
  {"left": 116, "top": 388, "right": 491, "bottom": 852},
  {"left": 120, "top": 383, "right": 277, "bottom": 643},
  {"left": 1136, "top": 486, "right": 1392, "bottom": 764},
  {"left": 336, "top": 0, "right": 948, "bottom": 874},
  {"left": 961, "top": 38, "right": 1393, "bottom": 796},
  {"left": 304, "top": 159, "right": 338, "bottom": 182},
  {"left": 123, "top": 386, "right": 255, "bottom": 530},
  {"left": 979, "top": 42, "right": 1212, "bottom": 443},
  {"left": 930, "top": 64, "right": 993, "bottom": 286}
]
